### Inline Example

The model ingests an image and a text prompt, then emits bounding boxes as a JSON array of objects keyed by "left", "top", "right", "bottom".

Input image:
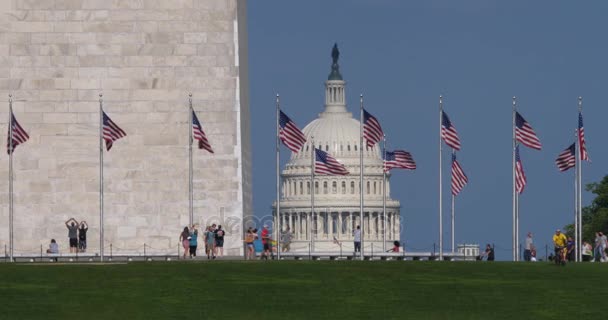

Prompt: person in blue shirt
[{"left": 188, "top": 227, "right": 198, "bottom": 258}]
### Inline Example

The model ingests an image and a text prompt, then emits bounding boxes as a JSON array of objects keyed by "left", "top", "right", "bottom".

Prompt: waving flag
[
  {"left": 383, "top": 150, "right": 416, "bottom": 172},
  {"left": 441, "top": 111, "right": 461, "bottom": 150},
  {"left": 6, "top": 112, "right": 29, "bottom": 154},
  {"left": 102, "top": 112, "right": 126, "bottom": 151},
  {"left": 363, "top": 109, "right": 384, "bottom": 147},
  {"left": 556, "top": 143, "right": 576, "bottom": 172},
  {"left": 578, "top": 112, "right": 589, "bottom": 161},
  {"left": 279, "top": 110, "right": 306, "bottom": 153},
  {"left": 451, "top": 154, "right": 468, "bottom": 196},
  {"left": 515, "top": 112, "right": 541, "bottom": 150},
  {"left": 192, "top": 110, "right": 213, "bottom": 153},
  {"left": 515, "top": 145, "right": 527, "bottom": 194},
  {"left": 315, "top": 149, "right": 349, "bottom": 175}
]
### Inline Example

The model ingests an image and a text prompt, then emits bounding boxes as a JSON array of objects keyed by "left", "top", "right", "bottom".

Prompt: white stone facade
[
  {"left": 274, "top": 51, "right": 400, "bottom": 253},
  {"left": 0, "top": 0, "right": 251, "bottom": 256}
]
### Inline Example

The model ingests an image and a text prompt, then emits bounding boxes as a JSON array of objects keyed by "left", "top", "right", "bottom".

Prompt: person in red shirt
[
  {"left": 390, "top": 241, "right": 400, "bottom": 253},
  {"left": 261, "top": 225, "right": 271, "bottom": 260}
]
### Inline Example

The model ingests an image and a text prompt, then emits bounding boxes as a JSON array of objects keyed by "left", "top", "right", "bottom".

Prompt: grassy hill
[{"left": 0, "top": 261, "right": 605, "bottom": 319}]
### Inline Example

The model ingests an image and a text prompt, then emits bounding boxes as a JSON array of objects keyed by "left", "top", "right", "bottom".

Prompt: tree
[{"left": 564, "top": 175, "right": 608, "bottom": 242}]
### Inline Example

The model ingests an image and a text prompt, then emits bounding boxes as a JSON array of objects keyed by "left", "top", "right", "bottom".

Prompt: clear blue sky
[{"left": 247, "top": 1, "right": 607, "bottom": 259}]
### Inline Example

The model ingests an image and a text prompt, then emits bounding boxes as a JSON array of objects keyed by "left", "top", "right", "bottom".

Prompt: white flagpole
[
  {"left": 359, "top": 95, "right": 364, "bottom": 260},
  {"left": 382, "top": 134, "right": 387, "bottom": 252},
  {"left": 99, "top": 93, "right": 104, "bottom": 262},
  {"left": 512, "top": 96, "right": 517, "bottom": 261},
  {"left": 8, "top": 94, "right": 14, "bottom": 262},
  {"left": 275, "top": 94, "right": 281, "bottom": 260},
  {"left": 577, "top": 96, "right": 583, "bottom": 262},
  {"left": 310, "top": 137, "right": 315, "bottom": 254},
  {"left": 439, "top": 95, "right": 443, "bottom": 261},
  {"left": 188, "top": 94, "right": 193, "bottom": 227},
  {"left": 574, "top": 150, "right": 579, "bottom": 262},
  {"left": 451, "top": 150, "right": 455, "bottom": 253}
]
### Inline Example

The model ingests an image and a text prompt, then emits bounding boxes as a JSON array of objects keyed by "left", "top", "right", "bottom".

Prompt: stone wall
[{"left": 0, "top": 0, "right": 251, "bottom": 256}]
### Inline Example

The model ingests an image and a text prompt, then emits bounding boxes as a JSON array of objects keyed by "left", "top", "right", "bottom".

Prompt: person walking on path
[
  {"left": 78, "top": 221, "right": 88, "bottom": 253},
  {"left": 244, "top": 227, "right": 256, "bottom": 260},
  {"left": 261, "top": 225, "right": 271, "bottom": 260},
  {"left": 353, "top": 225, "right": 361, "bottom": 254},
  {"left": 215, "top": 225, "right": 226, "bottom": 257},
  {"left": 524, "top": 232, "right": 533, "bottom": 262},
  {"left": 180, "top": 226, "right": 190, "bottom": 259},
  {"left": 281, "top": 226, "right": 293, "bottom": 253},
  {"left": 188, "top": 226, "right": 198, "bottom": 258},
  {"left": 205, "top": 226, "right": 216, "bottom": 259},
  {"left": 65, "top": 218, "right": 79, "bottom": 253}
]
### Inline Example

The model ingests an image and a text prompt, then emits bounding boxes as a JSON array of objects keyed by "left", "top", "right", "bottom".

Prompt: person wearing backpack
[{"left": 215, "top": 225, "right": 226, "bottom": 257}]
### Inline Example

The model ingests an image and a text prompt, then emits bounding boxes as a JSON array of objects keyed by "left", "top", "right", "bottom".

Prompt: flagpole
[
  {"left": 359, "top": 94, "right": 364, "bottom": 260},
  {"left": 310, "top": 136, "right": 315, "bottom": 254},
  {"left": 451, "top": 150, "right": 455, "bottom": 253},
  {"left": 189, "top": 94, "right": 193, "bottom": 227},
  {"left": 574, "top": 150, "right": 579, "bottom": 262},
  {"left": 99, "top": 93, "right": 104, "bottom": 262},
  {"left": 382, "top": 134, "right": 387, "bottom": 252},
  {"left": 275, "top": 94, "right": 281, "bottom": 260},
  {"left": 439, "top": 95, "right": 443, "bottom": 261},
  {"left": 8, "top": 94, "right": 14, "bottom": 262},
  {"left": 512, "top": 96, "right": 517, "bottom": 261},
  {"left": 577, "top": 96, "right": 583, "bottom": 262}
]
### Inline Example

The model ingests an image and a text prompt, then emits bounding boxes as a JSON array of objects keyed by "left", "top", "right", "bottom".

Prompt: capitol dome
[{"left": 274, "top": 44, "right": 400, "bottom": 254}]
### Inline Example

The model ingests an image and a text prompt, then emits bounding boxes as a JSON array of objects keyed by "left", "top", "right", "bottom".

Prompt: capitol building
[{"left": 274, "top": 46, "right": 400, "bottom": 253}]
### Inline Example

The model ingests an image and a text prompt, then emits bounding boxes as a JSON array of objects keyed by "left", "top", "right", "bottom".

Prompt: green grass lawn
[{"left": 0, "top": 261, "right": 605, "bottom": 319}]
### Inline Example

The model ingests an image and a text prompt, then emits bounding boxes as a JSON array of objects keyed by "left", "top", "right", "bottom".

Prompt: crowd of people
[{"left": 179, "top": 224, "right": 226, "bottom": 259}]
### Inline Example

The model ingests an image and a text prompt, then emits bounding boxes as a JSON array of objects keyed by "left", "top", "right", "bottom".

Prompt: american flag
[
  {"left": 315, "top": 149, "right": 349, "bottom": 175},
  {"left": 6, "top": 112, "right": 29, "bottom": 154},
  {"left": 192, "top": 110, "right": 213, "bottom": 153},
  {"left": 555, "top": 143, "right": 575, "bottom": 172},
  {"left": 363, "top": 109, "right": 384, "bottom": 147},
  {"left": 451, "top": 153, "right": 468, "bottom": 196},
  {"left": 279, "top": 110, "right": 306, "bottom": 153},
  {"left": 578, "top": 112, "right": 589, "bottom": 161},
  {"left": 383, "top": 150, "right": 416, "bottom": 172},
  {"left": 515, "top": 112, "right": 541, "bottom": 150},
  {"left": 441, "top": 111, "right": 461, "bottom": 150},
  {"left": 515, "top": 145, "right": 527, "bottom": 194},
  {"left": 102, "top": 111, "right": 126, "bottom": 151}
]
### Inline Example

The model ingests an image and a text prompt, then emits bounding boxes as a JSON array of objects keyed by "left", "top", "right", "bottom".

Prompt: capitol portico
[{"left": 274, "top": 45, "right": 400, "bottom": 253}]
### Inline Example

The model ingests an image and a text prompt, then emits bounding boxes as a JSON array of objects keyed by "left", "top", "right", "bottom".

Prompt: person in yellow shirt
[{"left": 552, "top": 229, "right": 568, "bottom": 263}]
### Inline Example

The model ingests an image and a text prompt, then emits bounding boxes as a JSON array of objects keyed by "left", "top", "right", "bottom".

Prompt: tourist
[
  {"left": 593, "top": 232, "right": 603, "bottom": 262},
  {"left": 582, "top": 241, "right": 593, "bottom": 262},
  {"left": 390, "top": 241, "right": 400, "bottom": 253},
  {"left": 566, "top": 236, "right": 575, "bottom": 262},
  {"left": 261, "top": 225, "right": 271, "bottom": 260},
  {"left": 244, "top": 227, "right": 256, "bottom": 260},
  {"left": 205, "top": 226, "right": 216, "bottom": 259},
  {"left": 215, "top": 225, "right": 226, "bottom": 257},
  {"left": 65, "top": 218, "right": 79, "bottom": 253},
  {"left": 78, "top": 221, "right": 88, "bottom": 253},
  {"left": 601, "top": 232, "right": 608, "bottom": 262},
  {"left": 353, "top": 225, "right": 361, "bottom": 253},
  {"left": 180, "top": 226, "right": 190, "bottom": 259},
  {"left": 484, "top": 244, "right": 495, "bottom": 261},
  {"left": 524, "top": 232, "right": 533, "bottom": 262},
  {"left": 46, "top": 239, "right": 59, "bottom": 254},
  {"left": 281, "top": 226, "right": 293, "bottom": 252},
  {"left": 188, "top": 226, "right": 198, "bottom": 258}
]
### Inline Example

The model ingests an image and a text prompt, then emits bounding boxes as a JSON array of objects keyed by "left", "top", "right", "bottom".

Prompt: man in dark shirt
[
  {"left": 78, "top": 221, "right": 88, "bottom": 253},
  {"left": 214, "top": 225, "right": 226, "bottom": 257},
  {"left": 65, "top": 218, "right": 79, "bottom": 253}
]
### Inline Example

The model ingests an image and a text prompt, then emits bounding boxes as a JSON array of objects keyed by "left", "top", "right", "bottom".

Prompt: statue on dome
[
  {"left": 331, "top": 43, "right": 340, "bottom": 65},
  {"left": 328, "top": 43, "right": 343, "bottom": 80}
]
